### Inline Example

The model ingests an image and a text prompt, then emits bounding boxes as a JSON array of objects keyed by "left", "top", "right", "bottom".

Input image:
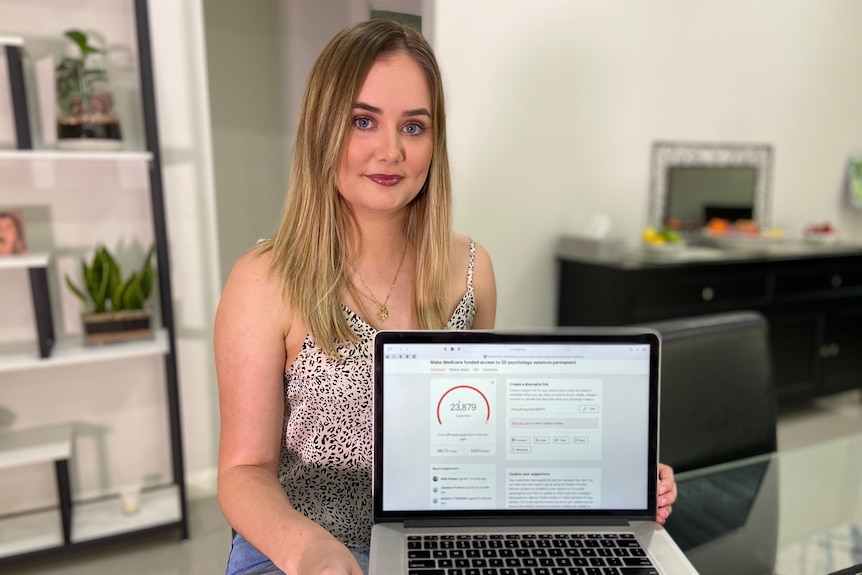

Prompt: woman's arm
[{"left": 215, "top": 250, "right": 360, "bottom": 574}]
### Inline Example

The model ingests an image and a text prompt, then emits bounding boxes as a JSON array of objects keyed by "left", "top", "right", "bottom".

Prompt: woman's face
[
  {"left": 336, "top": 51, "right": 433, "bottom": 217},
  {"left": 0, "top": 216, "right": 20, "bottom": 255}
]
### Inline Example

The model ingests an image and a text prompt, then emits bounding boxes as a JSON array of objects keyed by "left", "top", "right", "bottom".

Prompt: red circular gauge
[{"left": 436, "top": 385, "right": 491, "bottom": 424}]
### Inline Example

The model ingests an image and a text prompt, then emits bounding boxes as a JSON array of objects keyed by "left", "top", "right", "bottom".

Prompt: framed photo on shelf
[{"left": 0, "top": 209, "right": 28, "bottom": 255}]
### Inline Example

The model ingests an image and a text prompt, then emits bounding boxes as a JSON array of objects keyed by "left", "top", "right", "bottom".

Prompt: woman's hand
[{"left": 656, "top": 463, "right": 676, "bottom": 524}]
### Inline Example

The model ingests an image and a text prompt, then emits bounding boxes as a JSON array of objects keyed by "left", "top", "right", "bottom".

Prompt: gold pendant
[{"left": 377, "top": 306, "right": 389, "bottom": 321}]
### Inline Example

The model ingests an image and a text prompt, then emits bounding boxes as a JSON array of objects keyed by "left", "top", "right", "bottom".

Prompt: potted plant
[
  {"left": 55, "top": 29, "right": 123, "bottom": 150},
  {"left": 65, "top": 245, "right": 155, "bottom": 344}
]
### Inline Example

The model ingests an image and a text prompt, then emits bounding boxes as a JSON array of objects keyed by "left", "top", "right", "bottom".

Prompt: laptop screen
[{"left": 373, "top": 330, "right": 660, "bottom": 522}]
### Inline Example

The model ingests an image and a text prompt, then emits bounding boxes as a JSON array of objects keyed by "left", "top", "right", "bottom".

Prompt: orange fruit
[{"left": 706, "top": 218, "right": 730, "bottom": 233}]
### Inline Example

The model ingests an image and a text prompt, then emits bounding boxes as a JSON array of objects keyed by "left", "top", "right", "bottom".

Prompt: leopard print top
[{"left": 279, "top": 240, "right": 477, "bottom": 547}]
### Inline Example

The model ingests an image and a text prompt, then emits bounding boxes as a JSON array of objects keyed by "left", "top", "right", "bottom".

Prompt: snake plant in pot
[{"left": 65, "top": 244, "right": 155, "bottom": 344}]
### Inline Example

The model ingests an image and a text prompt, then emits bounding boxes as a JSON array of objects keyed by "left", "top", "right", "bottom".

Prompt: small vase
[{"left": 55, "top": 54, "right": 122, "bottom": 151}]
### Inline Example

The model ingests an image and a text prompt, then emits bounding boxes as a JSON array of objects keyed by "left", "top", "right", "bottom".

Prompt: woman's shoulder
[
  {"left": 220, "top": 247, "right": 285, "bottom": 313},
  {"left": 450, "top": 233, "right": 478, "bottom": 259},
  {"left": 451, "top": 233, "right": 496, "bottom": 328},
  {"left": 216, "top": 244, "right": 298, "bottom": 344},
  {"left": 451, "top": 233, "right": 492, "bottom": 269},
  {"left": 229, "top": 245, "right": 275, "bottom": 284}
]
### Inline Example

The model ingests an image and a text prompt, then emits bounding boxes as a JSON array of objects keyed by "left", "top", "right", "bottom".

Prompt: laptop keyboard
[{"left": 406, "top": 533, "right": 659, "bottom": 575}]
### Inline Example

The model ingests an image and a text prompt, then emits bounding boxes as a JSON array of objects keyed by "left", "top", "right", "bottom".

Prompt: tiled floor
[
  {"left": 776, "top": 389, "right": 862, "bottom": 450},
  {"left": 3, "top": 390, "right": 861, "bottom": 575},
  {"left": 2, "top": 495, "right": 233, "bottom": 575}
]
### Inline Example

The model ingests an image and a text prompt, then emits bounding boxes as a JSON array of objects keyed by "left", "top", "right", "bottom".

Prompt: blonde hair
[{"left": 260, "top": 19, "right": 452, "bottom": 356}]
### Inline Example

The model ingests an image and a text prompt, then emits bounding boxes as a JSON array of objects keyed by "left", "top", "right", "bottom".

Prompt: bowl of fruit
[
  {"left": 804, "top": 222, "right": 839, "bottom": 243},
  {"left": 701, "top": 218, "right": 785, "bottom": 250},
  {"left": 641, "top": 227, "right": 685, "bottom": 253}
]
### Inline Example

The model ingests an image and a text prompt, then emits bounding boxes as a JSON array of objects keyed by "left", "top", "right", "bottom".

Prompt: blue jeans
[{"left": 226, "top": 533, "right": 369, "bottom": 575}]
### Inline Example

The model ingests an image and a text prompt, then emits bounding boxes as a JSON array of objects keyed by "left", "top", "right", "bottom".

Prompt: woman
[{"left": 215, "top": 19, "right": 674, "bottom": 575}]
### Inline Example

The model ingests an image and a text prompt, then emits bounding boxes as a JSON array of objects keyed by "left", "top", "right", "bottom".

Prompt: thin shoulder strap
[{"left": 467, "top": 239, "right": 476, "bottom": 291}]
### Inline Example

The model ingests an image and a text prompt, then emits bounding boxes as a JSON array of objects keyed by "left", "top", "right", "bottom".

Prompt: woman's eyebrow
[
  {"left": 404, "top": 107, "right": 432, "bottom": 119},
  {"left": 354, "top": 101, "right": 431, "bottom": 119},
  {"left": 354, "top": 101, "right": 381, "bottom": 114}
]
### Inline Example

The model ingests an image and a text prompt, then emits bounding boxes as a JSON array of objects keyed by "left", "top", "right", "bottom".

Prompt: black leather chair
[
  {"left": 642, "top": 311, "right": 779, "bottom": 572},
  {"left": 641, "top": 310, "right": 778, "bottom": 473}
]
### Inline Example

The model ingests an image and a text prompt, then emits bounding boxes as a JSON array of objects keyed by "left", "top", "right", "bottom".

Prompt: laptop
[{"left": 369, "top": 328, "right": 699, "bottom": 575}]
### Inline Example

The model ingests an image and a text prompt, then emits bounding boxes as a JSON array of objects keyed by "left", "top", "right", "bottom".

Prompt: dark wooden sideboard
[{"left": 556, "top": 242, "right": 862, "bottom": 404}]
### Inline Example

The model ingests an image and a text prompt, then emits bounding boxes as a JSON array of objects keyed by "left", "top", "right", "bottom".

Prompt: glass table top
[{"left": 668, "top": 433, "right": 862, "bottom": 575}]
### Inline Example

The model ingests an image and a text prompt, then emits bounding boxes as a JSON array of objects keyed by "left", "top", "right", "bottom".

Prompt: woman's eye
[
  {"left": 403, "top": 122, "right": 425, "bottom": 135},
  {"left": 354, "top": 117, "right": 373, "bottom": 130}
]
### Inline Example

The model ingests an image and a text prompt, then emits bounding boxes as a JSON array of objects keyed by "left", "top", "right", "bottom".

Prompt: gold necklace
[{"left": 353, "top": 242, "right": 408, "bottom": 321}]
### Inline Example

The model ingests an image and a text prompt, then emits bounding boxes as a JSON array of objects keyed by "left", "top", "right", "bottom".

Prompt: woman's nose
[{"left": 378, "top": 128, "right": 404, "bottom": 163}]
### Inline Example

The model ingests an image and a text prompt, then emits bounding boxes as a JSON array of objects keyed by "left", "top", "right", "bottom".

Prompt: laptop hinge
[{"left": 403, "top": 517, "right": 631, "bottom": 529}]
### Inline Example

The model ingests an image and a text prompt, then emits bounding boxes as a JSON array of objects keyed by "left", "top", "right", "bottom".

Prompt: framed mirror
[{"left": 649, "top": 142, "right": 773, "bottom": 230}]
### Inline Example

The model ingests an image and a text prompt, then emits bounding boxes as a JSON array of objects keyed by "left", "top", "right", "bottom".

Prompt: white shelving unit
[
  {"left": 0, "top": 251, "right": 166, "bottom": 369},
  {"left": 0, "top": 329, "right": 169, "bottom": 374},
  {"left": 0, "top": 509, "right": 63, "bottom": 559},
  {"left": 0, "top": 425, "right": 72, "bottom": 472},
  {"left": 0, "top": 151, "right": 153, "bottom": 191},
  {"left": 0, "top": 0, "right": 189, "bottom": 563},
  {"left": 0, "top": 150, "right": 152, "bottom": 162},
  {"left": 0, "top": 253, "right": 49, "bottom": 270},
  {"left": 2, "top": 34, "right": 30, "bottom": 148},
  {"left": 0, "top": 252, "right": 54, "bottom": 358},
  {"left": 72, "top": 485, "right": 181, "bottom": 543},
  {"left": 0, "top": 425, "right": 182, "bottom": 559},
  {"left": 0, "top": 36, "right": 24, "bottom": 47},
  {"left": 0, "top": 425, "right": 72, "bottom": 560}
]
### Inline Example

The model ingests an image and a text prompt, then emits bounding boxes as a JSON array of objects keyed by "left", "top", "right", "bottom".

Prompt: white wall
[
  {"left": 148, "top": 0, "right": 222, "bottom": 495},
  {"left": 204, "top": 0, "right": 288, "bottom": 287},
  {"left": 434, "top": 0, "right": 862, "bottom": 329},
  {"left": 281, "top": 1, "right": 354, "bottom": 153}
]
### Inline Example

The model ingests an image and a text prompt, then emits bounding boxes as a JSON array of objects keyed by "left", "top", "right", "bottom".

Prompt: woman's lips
[{"left": 366, "top": 174, "right": 403, "bottom": 186}]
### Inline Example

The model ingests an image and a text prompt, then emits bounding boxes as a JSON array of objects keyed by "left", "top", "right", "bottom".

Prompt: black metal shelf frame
[
  {"left": 4, "top": 41, "right": 32, "bottom": 149},
  {"left": 134, "top": 0, "right": 190, "bottom": 542}
]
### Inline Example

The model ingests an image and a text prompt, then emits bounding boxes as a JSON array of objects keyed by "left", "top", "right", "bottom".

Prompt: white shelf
[
  {"left": 0, "top": 36, "right": 24, "bottom": 47},
  {"left": 0, "top": 509, "right": 63, "bottom": 559},
  {"left": 0, "top": 253, "right": 49, "bottom": 270},
  {"left": 72, "top": 485, "right": 181, "bottom": 543},
  {"left": 0, "top": 329, "right": 169, "bottom": 373},
  {"left": 0, "top": 151, "right": 153, "bottom": 191},
  {"left": 0, "top": 485, "right": 181, "bottom": 558},
  {"left": 0, "top": 150, "right": 152, "bottom": 162},
  {"left": 0, "top": 424, "right": 72, "bottom": 472}
]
